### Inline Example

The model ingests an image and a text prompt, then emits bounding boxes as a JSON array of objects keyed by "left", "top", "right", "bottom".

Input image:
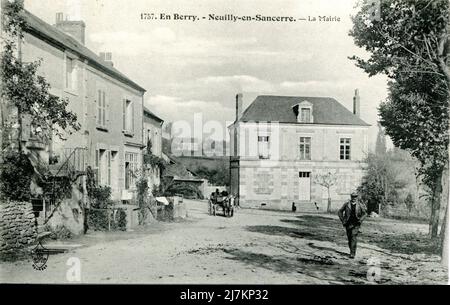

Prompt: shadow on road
[
  {"left": 247, "top": 214, "right": 440, "bottom": 256},
  {"left": 221, "top": 247, "right": 370, "bottom": 284},
  {"left": 246, "top": 215, "right": 347, "bottom": 245}
]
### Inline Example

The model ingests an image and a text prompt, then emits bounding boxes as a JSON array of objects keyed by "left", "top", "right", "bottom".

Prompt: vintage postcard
[{"left": 0, "top": 0, "right": 448, "bottom": 293}]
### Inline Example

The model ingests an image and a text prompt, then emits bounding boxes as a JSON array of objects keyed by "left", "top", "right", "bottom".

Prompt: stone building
[
  {"left": 15, "top": 10, "right": 146, "bottom": 234},
  {"left": 229, "top": 91, "right": 370, "bottom": 212}
]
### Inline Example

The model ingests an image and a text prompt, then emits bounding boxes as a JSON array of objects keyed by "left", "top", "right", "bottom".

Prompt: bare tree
[{"left": 314, "top": 172, "right": 337, "bottom": 213}]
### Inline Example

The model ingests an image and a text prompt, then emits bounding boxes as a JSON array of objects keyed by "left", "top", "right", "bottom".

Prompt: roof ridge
[
  {"left": 239, "top": 94, "right": 370, "bottom": 126},
  {"left": 257, "top": 94, "right": 335, "bottom": 99},
  {"left": 22, "top": 9, "right": 146, "bottom": 93}
]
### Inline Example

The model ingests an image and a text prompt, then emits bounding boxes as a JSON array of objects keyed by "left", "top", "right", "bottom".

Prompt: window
[
  {"left": 125, "top": 152, "right": 139, "bottom": 189},
  {"left": 97, "top": 90, "right": 107, "bottom": 128},
  {"left": 95, "top": 149, "right": 111, "bottom": 186},
  {"left": 145, "top": 128, "right": 158, "bottom": 155},
  {"left": 95, "top": 149, "right": 101, "bottom": 184},
  {"left": 257, "top": 135, "right": 270, "bottom": 159},
  {"left": 300, "top": 108, "right": 311, "bottom": 122},
  {"left": 340, "top": 138, "right": 351, "bottom": 160},
  {"left": 65, "top": 56, "right": 76, "bottom": 91},
  {"left": 123, "top": 99, "right": 134, "bottom": 133},
  {"left": 299, "top": 137, "right": 311, "bottom": 160}
]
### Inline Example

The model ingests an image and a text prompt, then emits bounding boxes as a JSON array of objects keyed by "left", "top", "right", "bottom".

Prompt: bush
[
  {"left": 164, "top": 182, "right": 203, "bottom": 199},
  {"left": 86, "top": 173, "right": 127, "bottom": 231},
  {"left": 356, "top": 151, "right": 410, "bottom": 214},
  {"left": 88, "top": 208, "right": 127, "bottom": 231},
  {"left": 0, "top": 152, "right": 34, "bottom": 201},
  {"left": 136, "top": 176, "right": 149, "bottom": 224},
  {"left": 45, "top": 224, "right": 72, "bottom": 239},
  {"left": 110, "top": 209, "right": 127, "bottom": 231},
  {"left": 157, "top": 199, "right": 174, "bottom": 221},
  {"left": 88, "top": 209, "right": 110, "bottom": 231},
  {"left": 89, "top": 185, "right": 112, "bottom": 209},
  {"left": 143, "top": 153, "right": 166, "bottom": 171}
]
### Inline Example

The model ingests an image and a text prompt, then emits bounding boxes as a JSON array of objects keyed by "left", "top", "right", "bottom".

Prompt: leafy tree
[
  {"left": 164, "top": 181, "right": 203, "bottom": 199},
  {"left": 356, "top": 152, "right": 407, "bottom": 214},
  {"left": 349, "top": 0, "right": 449, "bottom": 248},
  {"left": 0, "top": 0, "right": 80, "bottom": 200}
]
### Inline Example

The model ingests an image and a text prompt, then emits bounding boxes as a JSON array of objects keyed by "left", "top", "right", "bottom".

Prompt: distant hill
[{"left": 174, "top": 156, "right": 230, "bottom": 186}]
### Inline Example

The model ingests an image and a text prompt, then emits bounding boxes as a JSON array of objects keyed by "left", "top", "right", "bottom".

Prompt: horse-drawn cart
[{"left": 208, "top": 192, "right": 234, "bottom": 217}]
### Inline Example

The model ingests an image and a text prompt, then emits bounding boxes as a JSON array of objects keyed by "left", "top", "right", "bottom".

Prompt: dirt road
[{"left": 0, "top": 199, "right": 447, "bottom": 284}]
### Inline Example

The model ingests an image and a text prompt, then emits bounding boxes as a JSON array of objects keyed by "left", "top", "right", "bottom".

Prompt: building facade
[
  {"left": 229, "top": 92, "right": 369, "bottom": 212},
  {"left": 18, "top": 11, "right": 146, "bottom": 233},
  {"left": 143, "top": 107, "right": 164, "bottom": 189}
]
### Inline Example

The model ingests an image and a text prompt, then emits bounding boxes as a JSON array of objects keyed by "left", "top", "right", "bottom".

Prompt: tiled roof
[
  {"left": 144, "top": 106, "right": 164, "bottom": 123},
  {"left": 239, "top": 95, "right": 370, "bottom": 126},
  {"left": 22, "top": 10, "right": 146, "bottom": 93}
]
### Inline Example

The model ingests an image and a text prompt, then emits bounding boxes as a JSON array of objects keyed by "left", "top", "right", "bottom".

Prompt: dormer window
[
  {"left": 293, "top": 101, "right": 313, "bottom": 123},
  {"left": 300, "top": 108, "right": 311, "bottom": 122}
]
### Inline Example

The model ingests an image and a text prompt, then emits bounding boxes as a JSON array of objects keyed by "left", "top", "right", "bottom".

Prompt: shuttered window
[
  {"left": 97, "top": 89, "right": 107, "bottom": 128},
  {"left": 123, "top": 99, "right": 134, "bottom": 133}
]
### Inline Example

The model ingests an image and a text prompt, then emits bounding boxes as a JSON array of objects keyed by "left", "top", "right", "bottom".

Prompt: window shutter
[
  {"left": 102, "top": 92, "right": 106, "bottom": 127},
  {"left": 105, "top": 92, "right": 109, "bottom": 127},
  {"left": 97, "top": 90, "right": 101, "bottom": 125},
  {"left": 131, "top": 101, "right": 135, "bottom": 133},
  {"left": 123, "top": 99, "right": 126, "bottom": 130}
]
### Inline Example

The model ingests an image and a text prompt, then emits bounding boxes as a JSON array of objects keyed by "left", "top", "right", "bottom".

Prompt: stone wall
[{"left": 0, "top": 201, "right": 37, "bottom": 260}]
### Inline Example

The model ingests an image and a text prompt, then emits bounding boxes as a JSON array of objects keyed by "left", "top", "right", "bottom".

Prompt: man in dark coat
[{"left": 338, "top": 192, "right": 367, "bottom": 258}]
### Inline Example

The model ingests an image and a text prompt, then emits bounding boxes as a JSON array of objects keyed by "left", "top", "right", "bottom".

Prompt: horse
[
  {"left": 222, "top": 195, "right": 234, "bottom": 217},
  {"left": 211, "top": 194, "right": 234, "bottom": 217}
]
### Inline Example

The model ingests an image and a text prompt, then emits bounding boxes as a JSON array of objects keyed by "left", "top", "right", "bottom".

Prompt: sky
[{"left": 25, "top": 0, "right": 390, "bottom": 148}]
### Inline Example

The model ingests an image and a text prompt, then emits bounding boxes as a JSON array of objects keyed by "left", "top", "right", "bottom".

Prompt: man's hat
[{"left": 350, "top": 192, "right": 358, "bottom": 198}]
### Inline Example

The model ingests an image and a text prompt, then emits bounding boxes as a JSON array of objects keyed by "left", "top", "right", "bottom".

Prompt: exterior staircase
[{"left": 28, "top": 147, "right": 88, "bottom": 227}]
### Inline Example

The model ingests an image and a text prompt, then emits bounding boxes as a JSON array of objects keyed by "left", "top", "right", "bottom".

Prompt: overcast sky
[{"left": 25, "top": 0, "right": 390, "bottom": 148}]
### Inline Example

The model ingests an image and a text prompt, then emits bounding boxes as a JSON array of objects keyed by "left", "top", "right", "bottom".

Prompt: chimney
[
  {"left": 353, "top": 89, "right": 360, "bottom": 117},
  {"left": 54, "top": 12, "right": 86, "bottom": 45},
  {"left": 99, "top": 52, "right": 114, "bottom": 66},
  {"left": 236, "top": 93, "right": 243, "bottom": 121}
]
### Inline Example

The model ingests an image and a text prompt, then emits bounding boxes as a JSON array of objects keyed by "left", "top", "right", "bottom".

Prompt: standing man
[{"left": 338, "top": 192, "right": 367, "bottom": 258}]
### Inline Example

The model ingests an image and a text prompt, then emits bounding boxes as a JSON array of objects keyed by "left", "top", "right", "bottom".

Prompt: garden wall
[{"left": 0, "top": 201, "right": 37, "bottom": 260}]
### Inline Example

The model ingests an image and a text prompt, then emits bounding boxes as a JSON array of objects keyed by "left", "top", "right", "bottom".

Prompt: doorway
[{"left": 298, "top": 171, "right": 311, "bottom": 201}]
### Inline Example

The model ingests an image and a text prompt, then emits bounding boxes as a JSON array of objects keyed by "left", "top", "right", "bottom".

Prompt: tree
[
  {"left": 404, "top": 192, "right": 415, "bottom": 216},
  {"left": 0, "top": 0, "right": 80, "bottom": 200},
  {"left": 356, "top": 152, "right": 406, "bottom": 214},
  {"left": 349, "top": 0, "right": 449, "bottom": 263},
  {"left": 314, "top": 172, "right": 337, "bottom": 213}
]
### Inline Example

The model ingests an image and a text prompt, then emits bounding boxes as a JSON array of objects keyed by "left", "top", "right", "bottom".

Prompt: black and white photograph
[{"left": 0, "top": 0, "right": 449, "bottom": 292}]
